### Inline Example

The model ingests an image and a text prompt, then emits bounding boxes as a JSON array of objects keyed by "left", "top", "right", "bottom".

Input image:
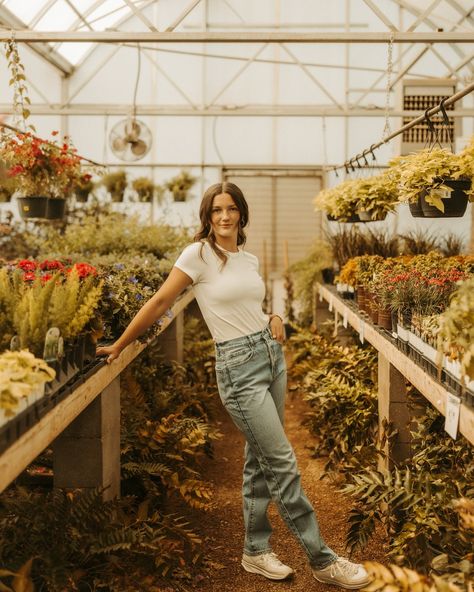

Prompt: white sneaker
[
  {"left": 312, "top": 557, "right": 369, "bottom": 589},
  {"left": 241, "top": 551, "right": 294, "bottom": 580}
]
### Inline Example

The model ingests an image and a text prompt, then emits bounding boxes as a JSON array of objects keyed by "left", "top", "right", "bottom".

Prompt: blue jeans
[{"left": 215, "top": 325, "right": 337, "bottom": 569}]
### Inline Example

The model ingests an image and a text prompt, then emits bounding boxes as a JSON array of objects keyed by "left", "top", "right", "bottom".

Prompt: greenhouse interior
[{"left": 0, "top": 1, "right": 473, "bottom": 591}]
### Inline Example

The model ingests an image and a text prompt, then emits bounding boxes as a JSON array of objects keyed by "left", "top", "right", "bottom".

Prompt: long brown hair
[{"left": 194, "top": 182, "right": 249, "bottom": 266}]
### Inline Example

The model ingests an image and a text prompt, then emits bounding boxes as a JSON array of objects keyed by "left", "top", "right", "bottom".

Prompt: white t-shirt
[{"left": 174, "top": 241, "right": 270, "bottom": 342}]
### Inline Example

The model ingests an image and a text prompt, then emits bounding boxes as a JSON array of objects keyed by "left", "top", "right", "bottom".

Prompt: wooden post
[
  {"left": 157, "top": 310, "right": 184, "bottom": 363},
  {"left": 378, "top": 352, "right": 412, "bottom": 470},
  {"left": 53, "top": 378, "right": 121, "bottom": 501}
]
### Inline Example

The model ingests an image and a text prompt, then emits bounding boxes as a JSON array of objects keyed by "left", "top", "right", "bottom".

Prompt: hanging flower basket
[{"left": 326, "top": 213, "right": 361, "bottom": 223}]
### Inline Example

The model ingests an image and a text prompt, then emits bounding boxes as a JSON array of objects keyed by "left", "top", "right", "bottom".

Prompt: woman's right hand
[{"left": 96, "top": 344, "right": 122, "bottom": 364}]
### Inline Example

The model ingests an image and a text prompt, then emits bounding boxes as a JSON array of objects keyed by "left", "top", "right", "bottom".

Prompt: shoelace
[
  {"left": 263, "top": 552, "right": 284, "bottom": 567},
  {"left": 330, "top": 558, "right": 360, "bottom": 578}
]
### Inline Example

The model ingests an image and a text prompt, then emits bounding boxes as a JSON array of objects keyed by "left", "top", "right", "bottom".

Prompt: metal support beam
[
  {"left": 361, "top": 0, "right": 399, "bottom": 31},
  {"left": 121, "top": 0, "right": 158, "bottom": 31},
  {"left": 405, "top": 0, "right": 443, "bottom": 31},
  {"left": 2, "top": 31, "right": 474, "bottom": 42},
  {"left": 165, "top": 0, "right": 203, "bottom": 32},
  {"left": 1, "top": 104, "right": 472, "bottom": 117}
]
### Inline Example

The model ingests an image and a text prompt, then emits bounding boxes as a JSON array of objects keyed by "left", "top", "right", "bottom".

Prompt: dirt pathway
[{"left": 194, "top": 386, "right": 388, "bottom": 592}]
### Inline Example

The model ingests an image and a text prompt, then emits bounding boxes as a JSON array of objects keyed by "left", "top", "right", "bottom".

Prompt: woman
[{"left": 97, "top": 182, "right": 369, "bottom": 590}]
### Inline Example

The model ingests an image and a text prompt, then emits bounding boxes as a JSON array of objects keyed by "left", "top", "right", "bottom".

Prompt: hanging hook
[
  {"left": 334, "top": 166, "right": 339, "bottom": 178},
  {"left": 344, "top": 163, "right": 350, "bottom": 174},
  {"left": 439, "top": 97, "right": 451, "bottom": 127},
  {"left": 350, "top": 159, "right": 356, "bottom": 172},
  {"left": 439, "top": 96, "right": 454, "bottom": 151},
  {"left": 361, "top": 151, "right": 369, "bottom": 166},
  {"left": 355, "top": 154, "right": 362, "bottom": 168},
  {"left": 424, "top": 107, "right": 436, "bottom": 134},
  {"left": 369, "top": 144, "right": 377, "bottom": 161}
]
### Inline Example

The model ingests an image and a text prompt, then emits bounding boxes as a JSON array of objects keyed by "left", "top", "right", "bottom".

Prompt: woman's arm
[{"left": 96, "top": 267, "right": 193, "bottom": 363}]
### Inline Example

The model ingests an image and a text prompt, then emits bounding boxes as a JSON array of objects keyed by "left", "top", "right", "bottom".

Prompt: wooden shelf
[
  {"left": 317, "top": 284, "right": 474, "bottom": 446},
  {"left": 0, "top": 289, "right": 195, "bottom": 493}
]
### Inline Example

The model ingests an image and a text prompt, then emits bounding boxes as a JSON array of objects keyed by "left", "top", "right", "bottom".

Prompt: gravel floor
[{"left": 192, "top": 382, "right": 388, "bottom": 592}]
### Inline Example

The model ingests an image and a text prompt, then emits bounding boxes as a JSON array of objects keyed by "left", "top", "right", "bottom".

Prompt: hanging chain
[{"left": 382, "top": 32, "right": 394, "bottom": 141}]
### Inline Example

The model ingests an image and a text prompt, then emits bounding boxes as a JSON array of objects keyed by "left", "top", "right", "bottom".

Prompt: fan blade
[
  {"left": 130, "top": 140, "right": 147, "bottom": 156},
  {"left": 112, "top": 136, "right": 127, "bottom": 152},
  {"left": 125, "top": 120, "right": 141, "bottom": 142}
]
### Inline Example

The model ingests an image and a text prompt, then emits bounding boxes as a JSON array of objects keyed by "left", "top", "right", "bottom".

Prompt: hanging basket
[
  {"left": 410, "top": 178, "right": 470, "bottom": 219},
  {"left": 17, "top": 196, "right": 49, "bottom": 219},
  {"left": 420, "top": 181, "right": 469, "bottom": 218},
  {"left": 326, "top": 213, "right": 360, "bottom": 223},
  {"left": 45, "top": 198, "right": 67, "bottom": 220},
  {"left": 408, "top": 200, "right": 425, "bottom": 218},
  {"left": 357, "top": 210, "right": 388, "bottom": 222}
]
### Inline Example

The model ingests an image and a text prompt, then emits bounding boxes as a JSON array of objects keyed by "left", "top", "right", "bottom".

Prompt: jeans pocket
[{"left": 225, "top": 345, "right": 254, "bottom": 368}]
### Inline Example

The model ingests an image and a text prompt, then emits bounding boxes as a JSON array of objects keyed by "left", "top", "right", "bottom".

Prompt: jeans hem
[
  {"left": 243, "top": 547, "right": 272, "bottom": 557},
  {"left": 310, "top": 554, "right": 338, "bottom": 570}
]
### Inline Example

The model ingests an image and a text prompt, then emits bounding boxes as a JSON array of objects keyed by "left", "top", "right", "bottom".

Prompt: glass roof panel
[
  {"left": 3, "top": 0, "right": 51, "bottom": 26},
  {"left": 34, "top": 0, "right": 77, "bottom": 31},
  {"left": 56, "top": 41, "right": 94, "bottom": 65}
]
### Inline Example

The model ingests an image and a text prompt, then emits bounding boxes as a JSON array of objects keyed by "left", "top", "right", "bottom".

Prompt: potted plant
[
  {"left": 73, "top": 172, "right": 94, "bottom": 203},
  {"left": 165, "top": 170, "right": 197, "bottom": 202},
  {"left": 393, "top": 146, "right": 472, "bottom": 218},
  {"left": 101, "top": 169, "right": 127, "bottom": 202},
  {"left": 0, "top": 131, "right": 82, "bottom": 219},
  {"left": 0, "top": 172, "right": 15, "bottom": 203},
  {"left": 438, "top": 276, "right": 474, "bottom": 386},
  {"left": 131, "top": 177, "right": 164, "bottom": 203},
  {"left": 0, "top": 349, "right": 55, "bottom": 428},
  {"left": 355, "top": 169, "right": 400, "bottom": 221}
]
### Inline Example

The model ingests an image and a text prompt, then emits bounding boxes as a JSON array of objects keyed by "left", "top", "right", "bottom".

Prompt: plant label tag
[
  {"left": 328, "top": 296, "right": 333, "bottom": 312},
  {"left": 319, "top": 288, "right": 323, "bottom": 302},
  {"left": 343, "top": 309, "right": 348, "bottom": 328},
  {"left": 359, "top": 319, "right": 365, "bottom": 344},
  {"left": 444, "top": 394, "right": 460, "bottom": 439}
]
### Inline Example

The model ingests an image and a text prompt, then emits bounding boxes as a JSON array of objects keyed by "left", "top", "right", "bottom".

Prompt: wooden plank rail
[
  {"left": 317, "top": 283, "right": 474, "bottom": 447},
  {"left": 0, "top": 289, "right": 195, "bottom": 494}
]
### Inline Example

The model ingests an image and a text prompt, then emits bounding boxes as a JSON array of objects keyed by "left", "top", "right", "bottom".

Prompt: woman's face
[{"left": 210, "top": 192, "right": 241, "bottom": 243}]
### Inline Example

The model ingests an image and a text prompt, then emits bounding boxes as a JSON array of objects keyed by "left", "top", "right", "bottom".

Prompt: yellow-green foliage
[
  {"left": 11, "top": 270, "right": 103, "bottom": 355},
  {"left": 13, "top": 274, "right": 57, "bottom": 357},
  {"left": 0, "top": 350, "right": 55, "bottom": 415},
  {"left": 0, "top": 268, "right": 21, "bottom": 350},
  {"left": 48, "top": 269, "right": 104, "bottom": 340}
]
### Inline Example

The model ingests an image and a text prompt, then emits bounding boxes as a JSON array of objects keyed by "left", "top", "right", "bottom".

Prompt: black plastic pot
[
  {"left": 419, "top": 180, "right": 469, "bottom": 218},
  {"left": 45, "top": 198, "right": 67, "bottom": 220},
  {"left": 17, "top": 196, "right": 48, "bottom": 219},
  {"left": 409, "top": 200, "right": 425, "bottom": 218},
  {"left": 326, "top": 213, "right": 361, "bottom": 223}
]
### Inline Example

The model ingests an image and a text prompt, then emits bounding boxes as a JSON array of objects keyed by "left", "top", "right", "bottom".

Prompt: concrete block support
[
  {"left": 53, "top": 378, "right": 121, "bottom": 500},
  {"left": 158, "top": 311, "right": 184, "bottom": 363},
  {"left": 378, "top": 352, "right": 412, "bottom": 469}
]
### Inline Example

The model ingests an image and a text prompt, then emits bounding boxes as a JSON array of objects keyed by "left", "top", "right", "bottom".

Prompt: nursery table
[
  {"left": 315, "top": 284, "right": 474, "bottom": 464},
  {"left": 0, "top": 289, "right": 195, "bottom": 496}
]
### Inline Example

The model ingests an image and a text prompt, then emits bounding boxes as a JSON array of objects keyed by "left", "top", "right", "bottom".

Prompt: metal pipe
[{"left": 3, "top": 31, "right": 474, "bottom": 43}]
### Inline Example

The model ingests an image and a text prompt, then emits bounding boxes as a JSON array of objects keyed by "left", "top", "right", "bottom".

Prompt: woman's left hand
[{"left": 270, "top": 315, "right": 285, "bottom": 344}]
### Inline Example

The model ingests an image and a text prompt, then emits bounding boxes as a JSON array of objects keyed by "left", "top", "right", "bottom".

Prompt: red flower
[
  {"left": 17, "top": 259, "right": 37, "bottom": 272},
  {"left": 39, "top": 259, "right": 64, "bottom": 271},
  {"left": 70, "top": 262, "right": 97, "bottom": 278},
  {"left": 41, "top": 273, "right": 53, "bottom": 283},
  {"left": 23, "top": 271, "right": 36, "bottom": 282}
]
